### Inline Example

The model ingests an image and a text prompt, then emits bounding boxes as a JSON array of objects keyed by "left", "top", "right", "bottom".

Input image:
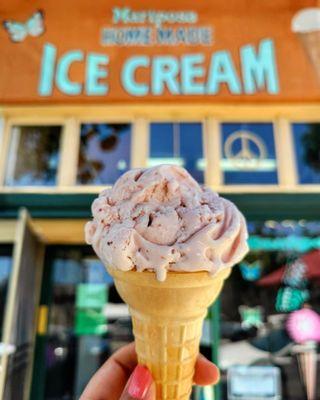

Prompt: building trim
[
  {"left": 0, "top": 193, "right": 319, "bottom": 221},
  {"left": 0, "top": 103, "right": 319, "bottom": 193}
]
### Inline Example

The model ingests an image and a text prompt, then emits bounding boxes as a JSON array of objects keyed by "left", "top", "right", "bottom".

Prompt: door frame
[
  {"left": 29, "top": 247, "right": 54, "bottom": 400},
  {"left": 30, "top": 243, "right": 103, "bottom": 400},
  {"left": 0, "top": 209, "right": 45, "bottom": 400}
]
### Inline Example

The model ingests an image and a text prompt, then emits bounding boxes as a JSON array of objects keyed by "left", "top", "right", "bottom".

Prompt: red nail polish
[{"left": 128, "top": 365, "right": 153, "bottom": 399}]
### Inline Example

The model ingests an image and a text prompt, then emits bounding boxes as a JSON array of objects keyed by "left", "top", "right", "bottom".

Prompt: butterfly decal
[
  {"left": 239, "top": 260, "right": 262, "bottom": 281},
  {"left": 3, "top": 10, "right": 45, "bottom": 43}
]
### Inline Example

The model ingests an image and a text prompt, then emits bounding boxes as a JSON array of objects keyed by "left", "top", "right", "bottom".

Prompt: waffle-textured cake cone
[
  {"left": 297, "top": 31, "right": 320, "bottom": 81},
  {"left": 107, "top": 266, "right": 231, "bottom": 400}
]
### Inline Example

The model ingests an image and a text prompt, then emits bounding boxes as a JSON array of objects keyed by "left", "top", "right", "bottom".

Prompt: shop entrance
[
  {"left": 0, "top": 209, "right": 45, "bottom": 400},
  {"left": 1, "top": 210, "right": 317, "bottom": 400},
  {"left": 29, "top": 218, "right": 320, "bottom": 400},
  {"left": 30, "top": 245, "right": 133, "bottom": 400},
  {"left": 30, "top": 243, "right": 221, "bottom": 400}
]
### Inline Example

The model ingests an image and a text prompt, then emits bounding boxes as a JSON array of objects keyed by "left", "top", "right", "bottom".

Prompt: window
[
  {"left": 292, "top": 123, "right": 320, "bottom": 184},
  {"left": 2, "top": 116, "right": 320, "bottom": 191},
  {"left": 4, "top": 125, "right": 61, "bottom": 186},
  {"left": 221, "top": 123, "right": 278, "bottom": 185},
  {"left": 220, "top": 219, "right": 320, "bottom": 399},
  {"left": 149, "top": 122, "right": 204, "bottom": 183},
  {"left": 77, "top": 123, "right": 131, "bottom": 185}
]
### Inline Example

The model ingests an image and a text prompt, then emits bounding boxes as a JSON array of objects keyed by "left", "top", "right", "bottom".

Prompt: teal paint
[
  {"left": 38, "top": 38, "right": 280, "bottom": 97},
  {"left": 0, "top": 193, "right": 319, "bottom": 220},
  {"left": 207, "top": 51, "right": 242, "bottom": 94},
  {"left": 181, "top": 54, "right": 205, "bottom": 95},
  {"left": 241, "top": 39, "right": 279, "bottom": 94},
  {"left": 86, "top": 53, "right": 109, "bottom": 95},
  {"left": 38, "top": 43, "right": 57, "bottom": 96},
  {"left": 249, "top": 235, "right": 320, "bottom": 252},
  {"left": 121, "top": 55, "right": 150, "bottom": 96},
  {"left": 152, "top": 56, "right": 180, "bottom": 95},
  {"left": 56, "top": 50, "right": 83, "bottom": 95}
]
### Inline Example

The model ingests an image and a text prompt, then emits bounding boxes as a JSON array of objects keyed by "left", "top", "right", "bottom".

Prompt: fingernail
[
  {"left": 213, "top": 367, "right": 221, "bottom": 385},
  {"left": 128, "top": 365, "right": 153, "bottom": 399}
]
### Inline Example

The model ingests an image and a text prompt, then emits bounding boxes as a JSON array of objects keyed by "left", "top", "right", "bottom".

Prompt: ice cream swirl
[{"left": 85, "top": 165, "right": 249, "bottom": 281}]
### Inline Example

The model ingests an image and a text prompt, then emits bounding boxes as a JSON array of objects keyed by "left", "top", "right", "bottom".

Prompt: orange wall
[{"left": 0, "top": 0, "right": 319, "bottom": 104}]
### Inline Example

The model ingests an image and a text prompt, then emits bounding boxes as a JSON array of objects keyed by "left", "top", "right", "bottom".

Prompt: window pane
[
  {"left": 43, "top": 248, "right": 132, "bottom": 399},
  {"left": 77, "top": 123, "right": 131, "bottom": 185},
  {"left": 149, "top": 122, "right": 204, "bottom": 183},
  {"left": 4, "top": 125, "right": 61, "bottom": 186},
  {"left": 220, "top": 219, "right": 320, "bottom": 399},
  {"left": 0, "top": 246, "right": 13, "bottom": 338},
  {"left": 221, "top": 123, "right": 278, "bottom": 185},
  {"left": 292, "top": 123, "right": 320, "bottom": 184}
]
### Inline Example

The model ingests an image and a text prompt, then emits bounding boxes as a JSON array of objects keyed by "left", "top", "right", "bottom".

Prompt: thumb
[{"left": 120, "top": 365, "right": 156, "bottom": 400}]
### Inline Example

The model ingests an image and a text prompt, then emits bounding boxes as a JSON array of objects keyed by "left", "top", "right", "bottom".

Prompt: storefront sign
[
  {"left": 38, "top": 39, "right": 278, "bottom": 97},
  {"left": 0, "top": 0, "right": 319, "bottom": 103},
  {"left": 75, "top": 284, "right": 108, "bottom": 335},
  {"left": 75, "top": 309, "right": 107, "bottom": 335},
  {"left": 76, "top": 284, "right": 107, "bottom": 309},
  {"left": 249, "top": 235, "right": 320, "bottom": 252}
]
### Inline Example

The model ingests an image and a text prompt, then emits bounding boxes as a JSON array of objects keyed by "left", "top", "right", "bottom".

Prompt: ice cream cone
[
  {"left": 297, "top": 31, "right": 320, "bottom": 81},
  {"left": 292, "top": 8, "right": 320, "bottom": 81},
  {"left": 297, "top": 342, "right": 317, "bottom": 400},
  {"left": 107, "top": 266, "right": 231, "bottom": 400},
  {"left": 86, "top": 166, "right": 248, "bottom": 397}
]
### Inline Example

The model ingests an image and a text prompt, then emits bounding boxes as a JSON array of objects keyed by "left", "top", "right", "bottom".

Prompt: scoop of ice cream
[
  {"left": 292, "top": 8, "right": 320, "bottom": 33},
  {"left": 85, "top": 165, "right": 249, "bottom": 281}
]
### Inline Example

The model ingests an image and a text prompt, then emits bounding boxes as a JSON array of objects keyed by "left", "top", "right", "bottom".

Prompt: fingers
[
  {"left": 80, "top": 341, "right": 219, "bottom": 400},
  {"left": 194, "top": 354, "right": 220, "bottom": 386},
  {"left": 118, "top": 353, "right": 219, "bottom": 398},
  {"left": 120, "top": 365, "right": 155, "bottom": 400},
  {"left": 80, "top": 343, "right": 137, "bottom": 400}
]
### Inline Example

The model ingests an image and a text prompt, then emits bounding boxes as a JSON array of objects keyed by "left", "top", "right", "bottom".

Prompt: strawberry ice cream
[{"left": 85, "top": 165, "right": 248, "bottom": 281}]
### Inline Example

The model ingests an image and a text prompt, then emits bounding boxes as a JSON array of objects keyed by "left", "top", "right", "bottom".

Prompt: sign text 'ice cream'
[{"left": 38, "top": 38, "right": 279, "bottom": 97}]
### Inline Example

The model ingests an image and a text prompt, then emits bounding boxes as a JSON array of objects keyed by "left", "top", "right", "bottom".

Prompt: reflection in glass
[
  {"left": 292, "top": 123, "right": 320, "bottom": 184},
  {"left": 43, "top": 249, "right": 132, "bottom": 400},
  {"left": 221, "top": 123, "right": 278, "bottom": 185},
  {"left": 4, "top": 126, "right": 61, "bottom": 186},
  {"left": 149, "top": 122, "right": 204, "bottom": 183},
  {"left": 77, "top": 124, "right": 131, "bottom": 185},
  {"left": 0, "top": 247, "right": 12, "bottom": 337},
  {"left": 220, "top": 220, "right": 320, "bottom": 400}
]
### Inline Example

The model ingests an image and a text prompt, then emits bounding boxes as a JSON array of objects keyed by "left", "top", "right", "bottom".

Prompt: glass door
[
  {"left": 0, "top": 209, "right": 45, "bottom": 400},
  {"left": 32, "top": 246, "right": 133, "bottom": 400},
  {"left": 219, "top": 219, "right": 320, "bottom": 400}
]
